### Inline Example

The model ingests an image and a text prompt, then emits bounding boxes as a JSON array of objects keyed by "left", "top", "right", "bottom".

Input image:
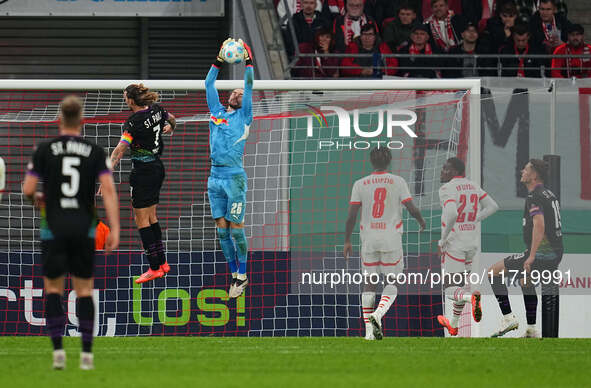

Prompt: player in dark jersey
[
  {"left": 108, "top": 84, "right": 176, "bottom": 284},
  {"left": 22, "top": 95, "right": 120, "bottom": 370},
  {"left": 487, "top": 159, "right": 563, "bottom": 338}
]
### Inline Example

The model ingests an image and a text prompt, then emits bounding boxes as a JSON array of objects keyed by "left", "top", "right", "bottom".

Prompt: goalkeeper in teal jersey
[{"left": 206, "top": 39, "right": 254, "bottom": 298}]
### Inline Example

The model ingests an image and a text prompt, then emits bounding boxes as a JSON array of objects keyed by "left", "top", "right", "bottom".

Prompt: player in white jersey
[
  {"left": 436, "top": 157, "right": 499, "bottom": 336},
  {"left": 344, "top": 147, "right": 426, "bottom": 340}
]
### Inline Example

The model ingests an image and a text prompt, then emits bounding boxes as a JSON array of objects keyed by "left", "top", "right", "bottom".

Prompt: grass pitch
[{"left": 0, "top": 337, "right": 589, "bottom": 388}]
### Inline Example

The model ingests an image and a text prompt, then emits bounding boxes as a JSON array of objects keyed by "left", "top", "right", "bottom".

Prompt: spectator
[
  {"left": 500, "top": 23, "right": 546, "bottom": 77},
  {"left": 373, "top": 0, "right": 422, "bottom": 27},
  {"left": 514, "top": 0, "right": 567, "bottom": 23},
  {"left": 461, "top": 0, "right": 499, "bottom": 29},
  {"left": 444, "top": 21, "right": 495, "bottom": 77},
  {"left": 294, "top": 27, "right": 340, "bottom": 78},
  {"left": 283, "top": 0, "right": 330, "bottom": 57},
  {"left": 322, "top": 0, "right": 382, "bottom": 22},
  {"left": 398, "top": 24, "right": 443, "bottom": 78},
  {"left": 528, "top": 0, "right": 571, "bottom": 54},
  {"left": 341, "top": 22, "right": 398, "bottom": 77},
  {"left": 551, "top": 24, "right": 591, "bottom": 79},
  {"left": 422, "top": 0, "right": 462, "bottom": 21},
  {"left": 277, "top": 0, "right": 323, "bottom": 25},
  {"left": 383, "top": 2, "right": 421, "bottom": 51},
  {"left": 332, "top": 0, "right": 378, "bottom": 52},
  {"left": 485, "top": 1, "right": 518, "bottom": 53},
  {"left": 424, "top": 0, "right": 466, "bottom": 52},
  {"left": 322, "top": 0, "right": 346, "bottom": 19}
]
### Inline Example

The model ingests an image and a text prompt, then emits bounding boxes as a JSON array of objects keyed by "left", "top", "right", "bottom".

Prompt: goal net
[{"left": 0, "top": 79, "right": 480, "bottom": 337}]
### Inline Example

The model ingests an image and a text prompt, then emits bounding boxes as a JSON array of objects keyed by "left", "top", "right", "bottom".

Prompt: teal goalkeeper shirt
[{"left": 205, "top": 64, "right": 253, "bottom": 169}]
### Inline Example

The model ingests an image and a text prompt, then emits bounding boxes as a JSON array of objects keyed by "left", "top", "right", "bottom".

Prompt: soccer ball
[{"left": 222, "top": 39, "right": 245, "bottom": 64}]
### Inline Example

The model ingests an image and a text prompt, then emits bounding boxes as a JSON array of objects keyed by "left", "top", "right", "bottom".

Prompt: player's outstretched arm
[
  {"left": 404, "top": 200, "right": 426, "bottom": 232},
  {"left": 476, "top": 194, "right": 499, "bottom": 222},
  {"left": 344, "top": 203, "right": 361, "bottom": 259},
  {"left": 99, "top": 173, "right": 120, "bottom": 253},
  {"left": 239, "top": 40, "right": 254, "bottom": 124},
  {"left": 205, "top": 39, "right": 231, "bottom": 114}
]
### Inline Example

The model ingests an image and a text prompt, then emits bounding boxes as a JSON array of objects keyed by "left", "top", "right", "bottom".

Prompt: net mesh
[{"left": 0, "top": 86, "right": 473, "bottom": 337}]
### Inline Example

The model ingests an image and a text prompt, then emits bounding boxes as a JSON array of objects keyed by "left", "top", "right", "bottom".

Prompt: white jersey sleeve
[
  {"left": 398, "top": 176, "right": 412, "bottom": 205},
  {"left": 350, "top": 180, "right": 361, "bottom": 205}
]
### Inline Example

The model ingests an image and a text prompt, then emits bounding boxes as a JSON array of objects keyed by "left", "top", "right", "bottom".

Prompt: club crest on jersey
[{"left": 210, "top": 115, "right": 228, "bottom": 126}]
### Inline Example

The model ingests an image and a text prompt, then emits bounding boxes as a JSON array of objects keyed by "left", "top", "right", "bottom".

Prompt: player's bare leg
[
  {"left": 488, "top": 259, "right": 519, "bottom": 337},
  {"left": 230, "top": 221, "right": 248, "bottom": 298},
  {"left": 45, "top": 276, "right": 66, "bottom": 369},
  {"left": 73, "top": 277, "right": 95, "bottom": 370},
  {"left": 134, "top": 206, "right": 164, "bottom": 284}
]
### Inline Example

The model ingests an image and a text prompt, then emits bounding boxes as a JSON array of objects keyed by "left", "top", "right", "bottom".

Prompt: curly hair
[
  {"left": 446, "top": 157, "right": 465, "bottom": 176},
  {"left": 125, "top": 83, "right": 159, "bottom": 107},
  {"left": 370, "top": 146, "right": 392, "bottom": 170}
]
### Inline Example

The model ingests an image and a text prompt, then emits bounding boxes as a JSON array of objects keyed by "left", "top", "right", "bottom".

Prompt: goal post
[{"left": 0, "top": 78, "right": 481, "bottom": 337}]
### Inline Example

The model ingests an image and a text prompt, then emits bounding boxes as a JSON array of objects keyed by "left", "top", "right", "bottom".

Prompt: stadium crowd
[{"left": 276, "top": 0, "right": 591, "bottom": 79}]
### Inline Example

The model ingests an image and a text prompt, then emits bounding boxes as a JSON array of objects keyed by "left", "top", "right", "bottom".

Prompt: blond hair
[{"left": 60, "top": 95, "right": 83, "bottom": 128}]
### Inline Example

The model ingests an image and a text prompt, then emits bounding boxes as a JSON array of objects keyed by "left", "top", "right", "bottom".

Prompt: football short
[
  {"left": 441, "top": 248, "right": 476, "bottom": 274},
  {"left": 41, "top": 238, "right": 95, "bottom": 279},
  {"left": 208, "top": 170, "right": 247, "bottom": 224},
  {"left": 503, "top": 250, "right": 563, "bottom": 275},
  {"left": 130, "top": 159, "right": 165, "bottom": 209},
  {"left": 361, "top": 249, "right": 404, "bottom": 276}
]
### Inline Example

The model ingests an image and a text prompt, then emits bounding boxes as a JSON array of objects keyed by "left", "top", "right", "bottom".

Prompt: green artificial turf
[{"left": 1, "top": 337, "right": 589, "bottom": 388}]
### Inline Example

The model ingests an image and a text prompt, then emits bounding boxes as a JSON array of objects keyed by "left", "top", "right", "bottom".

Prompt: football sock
[
  {"left": 444, "top": 286, "right": 471, "bottom": 328},
  {"left": 77, "top": 297, "right": 94, "bottom": 353},
  {"left": 139, "top": 226, "right": 160, "bottom": 270},
  {"left": 361, "top": 292, "right": 375, "bottom": 334},
  {"left": 522, "top": 284, "right": 538, "bottom": 325},
  {"left": 45, "top": 293, "right": 65, "bottom": 350},
  {"left": 231, "top": 228, "right": 248, "bottom": 275},
  {"left": 490, "top": 276, "right": 512, "bottom": 315},
  {"left": 445, "top": 286, "right": 472, "bottom": 303},
  {"left": 217, "top": 228, "right": 238, "bottom": 274},
  {"left": 373, "top": 285, "right": 397, "bottom": 319},
  {"left": 151, "top": 222, "right": 166, "bottom": 266}
]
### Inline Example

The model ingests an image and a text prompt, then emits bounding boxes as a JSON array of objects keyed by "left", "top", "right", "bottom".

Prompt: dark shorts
[
  {"left": 504, "top": 250, "right": 563, "bottom": 275},
  {"left": 130, "top": 159, "right": 165, "bottom": 209},
  {"left": 41, "top": 238, "right": 95, "bottom": 279}
]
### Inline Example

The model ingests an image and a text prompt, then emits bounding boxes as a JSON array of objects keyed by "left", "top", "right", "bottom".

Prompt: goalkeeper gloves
[
  {"left": 216, "top": 38, "right": 232, "bottom": 67},
  {"left": 238, "top": 39, "right": 253, "bottom": 66}
]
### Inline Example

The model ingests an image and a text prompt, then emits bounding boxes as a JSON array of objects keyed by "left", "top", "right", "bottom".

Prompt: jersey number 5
[
  {"left": 372, "top": 188, "right": 387, "bottom": 218},
  {"left": 456, "top": 193, "right": 478, "bottom": 222},
  {"left": 61, "top": 156, "right": 80, "bottom": 197}
]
